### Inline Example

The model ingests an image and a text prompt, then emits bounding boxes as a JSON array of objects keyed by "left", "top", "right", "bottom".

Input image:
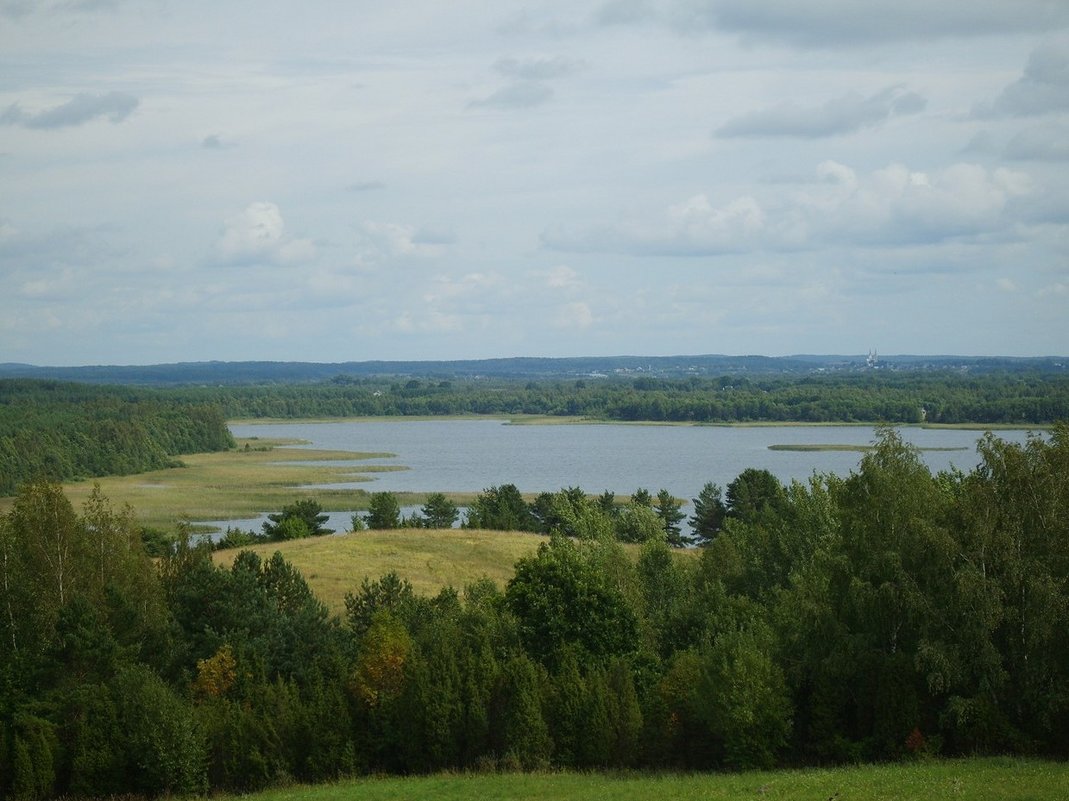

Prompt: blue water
[{"left": 205, "top": 420, "right": 1038, "bottom": 533}]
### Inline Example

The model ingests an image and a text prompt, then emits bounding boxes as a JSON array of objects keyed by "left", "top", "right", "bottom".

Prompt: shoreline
[{"left": 228, "top": 414, "right": 1047, "bottom": 432}]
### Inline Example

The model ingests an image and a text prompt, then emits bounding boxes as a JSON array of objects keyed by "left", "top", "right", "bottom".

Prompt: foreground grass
[
  {"left": 235, "top": 758, "right": 1066, "bottom": 801},
  {"left": 213, "top": 528, "right": 549, "bottom": 611}
]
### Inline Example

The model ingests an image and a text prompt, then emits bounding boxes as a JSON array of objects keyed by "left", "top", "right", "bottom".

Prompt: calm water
[
  {"left": 203, "top": 421, "right": 1039, "bottom": 534},
  {"left": 229, "top": 419, "right": 1037, "bottom": 503}
]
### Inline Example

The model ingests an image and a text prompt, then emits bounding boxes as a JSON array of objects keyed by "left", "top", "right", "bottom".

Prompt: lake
[{"left": 216, "top": 420, "right": 1039, "bottom": 533}]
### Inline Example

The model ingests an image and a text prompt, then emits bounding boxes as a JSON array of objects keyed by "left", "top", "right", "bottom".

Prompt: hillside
[{"left": 211, "top": 528, "right": 551, "bottom": 611}]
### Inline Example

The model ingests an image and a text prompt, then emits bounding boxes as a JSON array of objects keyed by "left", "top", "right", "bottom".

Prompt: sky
[{"left": 1, "top": 1, "right": 1067, "bottom": 366}]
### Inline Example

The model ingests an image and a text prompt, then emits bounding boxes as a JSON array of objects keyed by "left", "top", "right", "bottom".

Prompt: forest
[
  {"left": 1, "top": 425, "right": 1066, "bottom": 798},
  {"left": 174, "top": 371, "right": 1069, "bottom": 424},
  {"left": 0, "top": 381, "right": 234, "bottom": 496}
]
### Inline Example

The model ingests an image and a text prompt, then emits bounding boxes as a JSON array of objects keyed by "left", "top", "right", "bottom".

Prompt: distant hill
[{"left": 1, "top": 354, "right": 1065, "bottom": 386}]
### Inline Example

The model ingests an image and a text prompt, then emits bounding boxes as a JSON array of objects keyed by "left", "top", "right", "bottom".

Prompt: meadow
[
  {"left": 233, "top": 757, "right": 1066, "bottom": 801},
  {"left": 0, "top": 436, "right": 429, "bottom": 532},
  {"left": 212, "top": 527, "right": 550, "bottom": 611}
]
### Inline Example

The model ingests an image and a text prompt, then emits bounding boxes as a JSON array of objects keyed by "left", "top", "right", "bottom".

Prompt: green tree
[
  {"left": 689, "top": 482, "right": 726, "bottom": 545},
  {"left": 697, "top": 623, "right": 792, "bottom": 769},
  {"left": 490, "top": 655, "right": 551, "bottom": 769},
  {"left": 630, "top": 488, "right": 653, "bottom": 507},
  {"left": 654, "top": 489, "right": 686, "bottom": 547},
  {"left": 263, "top": 499, "right": 332, "bottom": 539},
  {"left": 506, "top": 535, "right": 638, "bottom": 667},
  {"left": 464, "top": 484, "right": 537, "bottom": 532},
  {"left": 420, "top": 492, "right": 459, "bottom": 529},
  {"left": 614, "top": 503, "right": 664, "bottom": 543},
  {"left": 112, "top": 664, "right": 207, "bottom": 796},
  {"left": 364, "top": 492, "right": 401, "bottom": 530},
  {"left": 726, "top": 468, "right": 786, "bottom": 523}
]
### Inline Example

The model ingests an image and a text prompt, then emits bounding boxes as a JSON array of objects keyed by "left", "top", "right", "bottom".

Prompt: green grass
[
  {"left": 768, "top": 444, "right": 968, "bottom": 453},
  {"left": 0, "top": 438, "right": 424, "bottom": 531},
  {"left": 212, "top": 528, "right": 550, "bottom": 611},
  {"left": 221, "top": 757, "right": 1067, "bottom": 801}
]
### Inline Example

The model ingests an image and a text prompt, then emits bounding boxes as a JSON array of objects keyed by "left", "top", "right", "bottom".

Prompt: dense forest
[
  {"left": 1, "top": 426, "right": 1066, "bottom": 797},
  {"left": 0, "top": 381, "right": 234, "bottom": 496},
  {"left": 185, "top": 371, "right": 1069, "bottom": 424}
]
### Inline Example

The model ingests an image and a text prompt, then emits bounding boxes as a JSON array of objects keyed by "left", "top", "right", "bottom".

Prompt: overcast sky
[{"left": 1, "top": 1, "right": 1067, "bottom": 365}]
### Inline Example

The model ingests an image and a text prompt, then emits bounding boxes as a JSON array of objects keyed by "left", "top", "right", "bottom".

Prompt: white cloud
[
  {"left": 543, "top": 193, "right": 765, "bottom": 256},
  {"left": 716, "top": 86, "right": 926, "bottom": 138},
  {"left": 996, "top": 277, "right": 1018, "bottom": 292},
  {"left": 553, "top": 301, "right": 594, "bottom": 330},
  {"left": 355, "top": 221, "right": 451, "bottom": 266},
  {"left": 544, "top": 161, "right": 1036, "bottom": 256},
  {"left": 422, "top": 272, "right": 502, "bottom": 304},
  {"left": 217, "top": 202, "right": 316, "bottom": 265},
  {"left": 975, "top": 42, "right": 1069, "bottom": 118},
  {"left": 544, "top": 264, "right": 583, "bottom": 289}
]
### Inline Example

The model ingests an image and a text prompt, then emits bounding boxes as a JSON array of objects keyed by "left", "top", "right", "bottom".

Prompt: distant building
[{"left": 866, "top": 349, "right": 878, "bottom": 369}]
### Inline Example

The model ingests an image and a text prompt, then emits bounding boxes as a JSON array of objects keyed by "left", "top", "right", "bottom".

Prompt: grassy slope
[
  {"left": 234, "top": 758, "right": 1065, "bottom": 801},
  {"left": 212, "top": 528, "right": 550, "bottom": 611}
]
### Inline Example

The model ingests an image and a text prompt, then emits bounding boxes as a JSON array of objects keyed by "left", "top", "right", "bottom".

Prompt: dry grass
[{"left": 212, "top": 527, "right": 550, "bottom": 611}]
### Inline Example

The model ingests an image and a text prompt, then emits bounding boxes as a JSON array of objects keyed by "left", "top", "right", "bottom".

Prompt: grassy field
[
  {"left": 228, "top": 757, "right": 1066, "bottom": 801},
  {"left": 768, "top": 443, "right": 968, "bottom": 453},
  {"left": 212, "top": 528, "right": 550, "bottom": 611},
  {"left": 0, "top": 437, "right": 429, "bottom": 531}
]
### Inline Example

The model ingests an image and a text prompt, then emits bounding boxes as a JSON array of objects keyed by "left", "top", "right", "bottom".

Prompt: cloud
[
  {"left": 217, "top": 202, "right": 316, "bottom": 265},
  {"left": 1, "top": 91, "right": 138, "bottom": 129},
  {"left": 355, "top": 220, "right": 452, "bottom": 265},
  {"left": 716, "top": 85, "right": 925, "bottom": 138},
  {"left": 600, "top": 0, "right": 1069, "bottom": 46},
  {"left": 544, "top": 194, "right": 765, "bottom": 256},
  {"left": 1038, "top": 282, "right": 1067, "bottom": 298},
  {"left": 1004, "top": 122, "right": 1069, "bottom": 161},
  {"left": 543, "top": 160, "right": 1035, "bottom": 256},
  {"left": 494, "top": 55, "right": 585, "bottom": 81},
  {"left": 553, "top": 301, "right": 594, "bottom": 330},
  {"left": 544, "top": 265, "right": 583, "bottom": 289},
  {"left": 469, "top": 82, "right": 554, "bottom": 109},
  {"left": 975, "top": 43, "right": 1069, "bottom": 118},
  {"left": 781, "top": 162, "right": 1034, "bottom": 247},
  {"left": 470, "top": 54, "right": 582, "bottom": 111}
]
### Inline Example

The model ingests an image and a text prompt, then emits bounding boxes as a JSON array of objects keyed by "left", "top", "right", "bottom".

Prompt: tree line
[
  {"left": 1, "top": 425, "right": 1067, "bottom": 798},
  {"left": 176, "top": 371, "right": 1069, "bottom": 425},
  {"left": 215, "top": 479, "right": 762, "bottom": 551},
  {"left": 0, "top": 380, "right": 234, "bottom": 496}
]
